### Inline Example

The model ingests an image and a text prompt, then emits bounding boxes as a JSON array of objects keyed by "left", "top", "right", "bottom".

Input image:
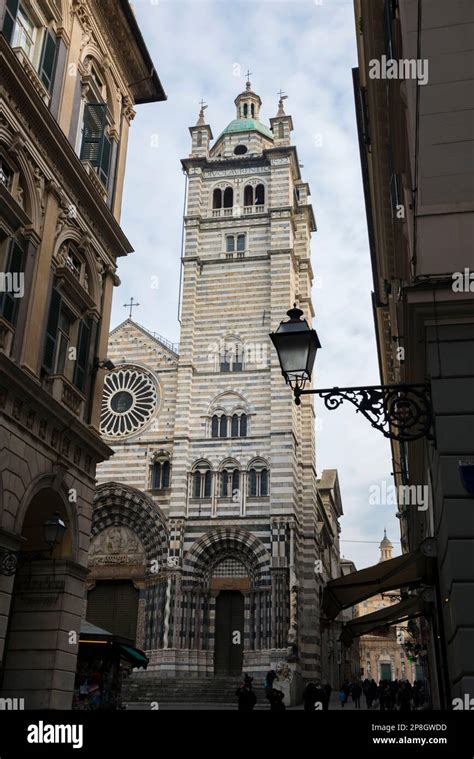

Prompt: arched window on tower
[
  {"left": 221, "top": 469, "right": 229, "bottom": 497},
  {"left": 240, "top": 413, "right": 247, "bottom": 437},
  {"left": 219, "top": 415, "right": 228, "bottom": 438},
  {"left": 243, "top": 103, "right": 248, "bottom": 117},
  {"left": 248, "top": 462, "right": 269, "bottom": 497},
  {"left": 244, "top": 185, "right": 254, "bottom": 207},
  {"left": 232, "top": 469, "right": 240, "bottom": 495},
  {"left": 211, "top": 414, "right": 219, "bottom": 437},
  {"left": 255, "top": 184, "right": 265, "bottom": 206},
  {"left": 192, "top": 462, "right": 212, "bottom": 499},
  {"left": 223, "top": 187, "right": 233, "bottom": 208},
  {"left": 231, "top": 414, "right": 239, "bottom": 438},
  {"left": 278, "top": 123, "right": 284, "bottom": 139},
  {"left": 213, "top": 188, "right": 222, "bottom": 209},
  {"left": 196, "top": 131, "right": 203, "bottom": 147},
  {"left": 151, "top": 458, "right": 172, "bottom": 489},
  {"left": 251, "top": 103, "right": 255, "bottom": 118}
]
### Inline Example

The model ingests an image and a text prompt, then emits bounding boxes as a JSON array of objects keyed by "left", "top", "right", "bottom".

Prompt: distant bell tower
[{"left": 379, "top": 529, "right": 394, "bottom": 562}]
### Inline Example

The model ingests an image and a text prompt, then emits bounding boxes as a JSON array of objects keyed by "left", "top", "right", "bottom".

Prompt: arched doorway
[
  {"left": 90, "top": 484, "right": 168, "bottom": 649},
  {"left": 1, "top": 487, "right": 76, "bottom": 709},
  {"left": 214, "top": 591, "right": 244, "bottom": 676}
]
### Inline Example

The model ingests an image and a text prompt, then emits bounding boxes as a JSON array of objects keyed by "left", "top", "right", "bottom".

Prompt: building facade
[
  {"left": 0, "top": 0, "right": 164, "bottom": 708},
  {"left": 91, "top": 82, "right": 343, "bottom": 701},
  {"left": 358, "top": 533, "right": 417, "bottom": 683},
  {"left": 352, "top": 0, "right": 474, "bottom": 707}
]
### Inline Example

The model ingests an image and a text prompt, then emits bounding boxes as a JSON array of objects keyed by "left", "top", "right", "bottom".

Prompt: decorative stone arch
[
  {"left": 183, "top": 528, "right": 271, "bottom": 589},
  {"left": 54, "top": 228, "right": 103, "bottom": 307},
  {"left": 15, "top": 472, "right": 79, "bottom": 562},
  {"left": 79, "top": 47, "right": 121, "bottom": 130},
  {"left": 208, "top": 389, "right": 252, "bottom": 416},
  {"left": 93, "top": 483, "right": 168, "bottom": 567},
  {"left": 0, "top": 139, "right": 42, "bottom": 232}
]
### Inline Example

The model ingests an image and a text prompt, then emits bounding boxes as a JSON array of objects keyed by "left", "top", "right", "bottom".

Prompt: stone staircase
[{"left": 123, "top": 673, "right": 269, "bottom": 707}]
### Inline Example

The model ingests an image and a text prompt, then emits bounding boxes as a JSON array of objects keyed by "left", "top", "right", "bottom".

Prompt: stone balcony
[
  {"left": 44, "top": 375, "right": 85, "bottom": 418},
  {"left": 12, "top": 47, "right": 50, "bottom": 106}
]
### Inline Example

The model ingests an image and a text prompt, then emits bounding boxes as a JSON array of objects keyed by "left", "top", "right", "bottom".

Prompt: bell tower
[{"left": 164, "top": 79, "right": 323, "bottom": 695}]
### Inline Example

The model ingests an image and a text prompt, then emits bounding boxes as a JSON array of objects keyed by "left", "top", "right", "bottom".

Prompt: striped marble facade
[{"left": 92, "top": 84, "right": 344, "bottom": 695}]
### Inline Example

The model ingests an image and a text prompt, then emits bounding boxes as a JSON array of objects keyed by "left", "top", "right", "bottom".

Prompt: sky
[{"left": 113, "top": 0, "right": 400, "bottom": 568}]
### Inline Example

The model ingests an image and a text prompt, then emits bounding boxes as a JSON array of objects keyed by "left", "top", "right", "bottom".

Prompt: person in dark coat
[
  {"left": 322, "top": 681, "right": 331, "bottom": 711},
  {"left": 236, "top": 675, "right": 257, "bottom": 711},
  {"left": 351, "top": 681, "right": 362, "bottom": 709},
  {"left": 303, "top": 682, "right": 319, "bottom": 712},
  {"left": 266, "top": 687, "right": 286, "bottom": 711},
  {"left": 265, "top": 670, "right": 278, "bottom": 690}
]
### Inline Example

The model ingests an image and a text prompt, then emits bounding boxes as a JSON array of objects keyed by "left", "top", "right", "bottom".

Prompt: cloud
[{"left": 117, "top": 0, "right": 395, "bottom": 569}]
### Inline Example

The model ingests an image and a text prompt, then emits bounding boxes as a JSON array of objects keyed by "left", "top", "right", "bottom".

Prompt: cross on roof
[
  {"left": 278, "top": 88, "right": 285, "bottom": 99},
  {"left": 124, "top": 297, "right": 140, "bottom": 319},
  {"left": 246, "top": 69, "right": 252, "bottom": 81},
  {"left": 199, "top": 99, "right": 207, "bottom": 110}
]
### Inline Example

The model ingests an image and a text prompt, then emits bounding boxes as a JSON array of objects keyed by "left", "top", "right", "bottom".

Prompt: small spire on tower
[
  {"left": 196, "top": 99, "right": 207, "bottom": 126},
  {"left": 277, "top": 89, "right": 288, "bottom": 117},
  {"left": 245, "top": 69, "right": 252, "bottom": 91}
]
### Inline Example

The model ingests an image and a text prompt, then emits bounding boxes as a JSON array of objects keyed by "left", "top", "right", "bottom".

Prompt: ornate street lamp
[
  {"left": 270, "top": 306, "right": 433, "bottom": 443},
  {"left": 0, "top": 511, "right": 67, "bottom": 576}
]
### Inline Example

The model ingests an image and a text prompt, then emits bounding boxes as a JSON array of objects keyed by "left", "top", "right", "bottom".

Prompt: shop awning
[
  {"left": 120, "top": 645, "right": 149, "bottom": 668},
  {"left": 322, "top": 550, "right": 436, "bottom": 620},
  {"left": 339, "top": 595, "right": 427, "bottom": 647},
  {"left": 79, "top": 620, "right": 148, "bottom": 669}
]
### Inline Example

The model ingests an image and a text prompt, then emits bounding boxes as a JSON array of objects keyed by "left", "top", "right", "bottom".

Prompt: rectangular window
[
  {"left": 237, "top": 234, "right": 245, "bottom": 252},
  {"left": 73, "top": 318, "right": 92, "bottom": 392},
  {"left": 12, "top": 5, "right": 35, "bottom": 60},
  {"left": 226, "top": 236, "right": 235, "bottom": 253},
  {"left": 39, "top": 29, "right": 58, "bottom": 92},
  {"left": 2, "top": 0, "right": 20, "bottom": 44},
  {"left": 42, "top": 288, "right": 62, "bottom": 373},
  {"left": 80, "top": 103, "right": 108, "bottom": 167},
  {"left": 0, "top": 238, "right": 24, "bottom": 326},
  {"left": 53, "top": 308, "right": 72, "bottom": 375}
]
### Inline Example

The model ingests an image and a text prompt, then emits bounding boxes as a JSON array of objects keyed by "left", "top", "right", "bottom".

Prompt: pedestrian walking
[{"left": 236, "top": 674, "right": 257, "bottom": 711}]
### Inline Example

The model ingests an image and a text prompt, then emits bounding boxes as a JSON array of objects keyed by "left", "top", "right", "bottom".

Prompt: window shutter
[
  {"left": 39, "top": 30, "right": 58, "bottom": 92},
  {"left": 0, "top": 239, "right": 24, "bottom": 325},
  {"left": 42, "top": 288, "right": 61, "bottom": 372},
  {"left": 80, "top": 103, "right": 107, "bottom": 166},
  {"left": 2, "top": 0, "right": 20, "bottom": 44},
  {"left": 98, "top": 133, "right": 112, "bottom": 187},
  {"left": 73, "top": 318, "right": 91, "bottom": 391}
]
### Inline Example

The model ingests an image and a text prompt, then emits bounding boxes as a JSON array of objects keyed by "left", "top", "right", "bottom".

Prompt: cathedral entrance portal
[{"left": 214, "top": 591, "right": 244, "bottom": 676}]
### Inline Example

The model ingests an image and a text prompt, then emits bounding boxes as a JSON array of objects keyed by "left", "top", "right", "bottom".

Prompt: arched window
[
  {"left": 278, "top": 123, "right": 284, "bottom": 139},
  {"left": 255, "top": 184, "right": 265, "bottom": 205},
  {"left": 240, "top": 414, "right": 247, "bottom": 437},
  {"left": 231, "top": 414, "right": 239, "bottom": 438},
  {"left": 234, "top": 345, "right": 243, "bottom": 371},
  {"left": 244, "top": 185, "right": 253, "bottom": 207},
  {"left": 219, "top": 415, "right": 228, "bottom": 438},
  {"left": 223, "top": 187, "right": 233, "bottom": 208},
  {"left": 211, "top": 415, "right": 219, "bottom": 437},
  {"left": 248, "top": 464, "right": 269, "bottom": 497},
  {"left": 243, "top": 103, "right": 248, "bottom": 117},
  {"left": 193, "top": 471, "right": 201, "bottom": 498},
  {"left": 251, "top": 104, "right": 255, "bottom": 118},
  {"left": 196, "top": 131, "right": 203, "bottom": 147},
  {"left": 232, "top": 469, "right": 240, "bottom": 495},
  {"left": 221, "top": 469, "right": 229, "bottom": 497},
  {"left": 249, "top": 469, "right": 257, "bottom": 497},
  {"left": 193, "top": 463, "right": 212, "bottom": 499},
  {"left": 213, "top": 188, "right": 222, "bottom": 209},
  {"left": 151, "top": 459, "right": 171, "bottom": 489},
  {"left": 204, "top": 470, "right": 212, "bottom": 498},
  {"left": 162, "top": 460, "right": 171, "bottom": 488}
]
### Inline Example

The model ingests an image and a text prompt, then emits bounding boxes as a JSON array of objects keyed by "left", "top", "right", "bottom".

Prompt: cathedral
[{"left": 87, "top": 79, "right": 344, "bottom": 702}]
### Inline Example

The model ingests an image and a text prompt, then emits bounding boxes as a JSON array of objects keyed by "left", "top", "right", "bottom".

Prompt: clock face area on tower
[{"left": 100, "top": 366, "right": 159, "bottom": 438}]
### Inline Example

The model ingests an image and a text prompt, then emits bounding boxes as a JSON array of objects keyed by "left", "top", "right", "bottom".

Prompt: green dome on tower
[{"left": 219, "top": 117, "right": 274, "bottom": 141}]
